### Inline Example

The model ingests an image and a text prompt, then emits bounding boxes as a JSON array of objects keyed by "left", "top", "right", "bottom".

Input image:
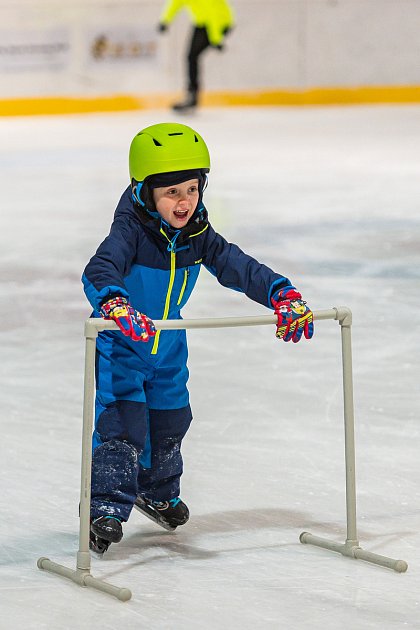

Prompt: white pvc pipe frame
[{"left": 37, "top": 306, "right": 408, "bottom": 602}]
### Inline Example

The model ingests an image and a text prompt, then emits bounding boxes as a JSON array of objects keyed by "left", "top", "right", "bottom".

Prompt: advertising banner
[{"left": 0, "top": 28, "right": 70, "bottom": 72}]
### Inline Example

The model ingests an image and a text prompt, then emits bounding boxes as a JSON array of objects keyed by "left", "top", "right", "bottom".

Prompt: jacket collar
[{"left": 135, "top": 202, "right": 209, "bottom": 252}]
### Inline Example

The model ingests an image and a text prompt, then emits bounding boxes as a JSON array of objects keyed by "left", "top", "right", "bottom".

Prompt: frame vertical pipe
[
  {"left": 77, "top": 325, "right": 98, "bottom": 571},
  {"left": 338, "top": 309, "right": 358, "bottom": 546}
]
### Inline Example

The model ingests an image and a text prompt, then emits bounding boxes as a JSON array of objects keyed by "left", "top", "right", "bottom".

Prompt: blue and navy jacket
[{"left": 82, "top": 186, "right": 292, "bottom": 361}]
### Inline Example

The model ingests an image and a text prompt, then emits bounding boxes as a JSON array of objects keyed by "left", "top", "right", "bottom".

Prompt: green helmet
[{"left": 129, "top": 122, "right": 210, "bottom": 183}]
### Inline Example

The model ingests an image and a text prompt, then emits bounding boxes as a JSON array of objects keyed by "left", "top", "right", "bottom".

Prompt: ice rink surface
[{"left": 1, "top": 105, "right": 420, "bottom": 629}]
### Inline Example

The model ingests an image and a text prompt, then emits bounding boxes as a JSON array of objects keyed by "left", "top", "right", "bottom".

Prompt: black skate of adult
[
  {"left": 89, "top": 516, "right": 123, "bottom": 555},
  {"left": 171, "top": 90, "right": 197, "bottom": 113},
  {"left": 134, "top": 496, "right": 189, "bottom": 531}
]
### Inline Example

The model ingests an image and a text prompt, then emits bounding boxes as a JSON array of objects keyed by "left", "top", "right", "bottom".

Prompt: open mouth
[{"left": 173, "top": 210, "right": 189, "bottom": 220}]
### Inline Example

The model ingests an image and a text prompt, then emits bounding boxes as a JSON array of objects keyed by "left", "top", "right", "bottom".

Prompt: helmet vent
[
  {"left": 152, "top": 138, "right": 162, "bottom": 146},
  {"left": 194, "top": 135, "right": 199, "bottom": 142},
  {"left": 168, "top": 132, "right": 183, "bottom": 136}
]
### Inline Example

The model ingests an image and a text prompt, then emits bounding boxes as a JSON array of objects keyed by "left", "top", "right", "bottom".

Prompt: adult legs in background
[{"left": 173, "top": 26, "right": 210, "bottom": 111}]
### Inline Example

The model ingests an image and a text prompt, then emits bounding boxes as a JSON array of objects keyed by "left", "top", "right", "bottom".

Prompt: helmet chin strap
[
  {"left": 132, "top": 181, "right": 144, "bottom": 206},
  {"left": 132, "top": 181, "right": 160, "bottom": 218}
]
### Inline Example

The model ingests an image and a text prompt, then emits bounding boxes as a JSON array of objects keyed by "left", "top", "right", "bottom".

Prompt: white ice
[{"left": 1, "top": 105, "right": 420, "bottom": 629}]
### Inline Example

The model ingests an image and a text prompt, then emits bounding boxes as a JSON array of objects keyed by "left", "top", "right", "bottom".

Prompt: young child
[{"left": 82, "top": 122, "right": 313, "bottom": 553}]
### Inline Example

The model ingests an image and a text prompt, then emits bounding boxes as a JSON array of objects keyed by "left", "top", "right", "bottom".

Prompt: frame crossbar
[{"left": 37, "top": 305, "right": 407, "bottom": 602}]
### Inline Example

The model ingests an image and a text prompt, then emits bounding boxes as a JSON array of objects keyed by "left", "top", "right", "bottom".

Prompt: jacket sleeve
[
  {"left": 206, "top": 0, "right": 235, "bottom": 46},
  {"left": 82, "top": 215, "right": 138, "bottom": 312},
  {"left": 201, "top": 225, "right": 293, "bottom": 308},
  {"left": 160, "top": 0, "right": 186, "bottom": 25}
]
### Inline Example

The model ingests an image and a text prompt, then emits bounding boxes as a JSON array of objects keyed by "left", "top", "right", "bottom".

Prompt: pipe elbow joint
[{"left": 334, "top": 306, "right": 352, "bottom": 327}]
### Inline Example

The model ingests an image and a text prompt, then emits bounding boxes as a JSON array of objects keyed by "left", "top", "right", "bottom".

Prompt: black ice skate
[
  {"left": 172, "top": 90, "right": 198, "bottom": 113},
  {"left": 90, "top": 516, "right": 123, "bottom": 554},
  {"left": 89, "top": 531, "right": 111, "bottom": 555},
  {"left": 134, "top": 496, "right": 189, "bottom": 531}
]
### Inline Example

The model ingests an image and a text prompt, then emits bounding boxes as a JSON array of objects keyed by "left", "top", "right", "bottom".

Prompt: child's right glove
[
  {"left": 100, "top": 296, "right": 156, "bottom": 342},
  {"left": 271, "top": 288, "right": 314, "bottom": 343}
]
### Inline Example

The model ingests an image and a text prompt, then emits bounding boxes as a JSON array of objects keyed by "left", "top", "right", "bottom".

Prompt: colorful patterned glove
[
  {"left": 271, "top": 288, "right": 314, "bottom": 343},
  {"left": 100, "top": 296, "right": 156, "bottom": 342}
]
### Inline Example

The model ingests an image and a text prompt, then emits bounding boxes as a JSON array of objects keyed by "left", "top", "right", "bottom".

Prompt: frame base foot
[
  {"left": 299, "top": 532, "right": 408, "bottom": 573},
  {"left": 37, "top": 557, "right": 132, "bottom": 601}
]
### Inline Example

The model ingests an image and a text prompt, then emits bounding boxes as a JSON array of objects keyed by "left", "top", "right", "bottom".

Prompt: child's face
[{"left": 152, "top": 179, "right": 199, "bottom": 228}]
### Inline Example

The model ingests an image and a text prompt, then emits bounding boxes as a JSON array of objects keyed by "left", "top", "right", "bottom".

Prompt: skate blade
[
  {"left": 133, "top": 499, "right": 177, "bottom": 531},
  {"left": 89, "top": 533, "right": 111, "bottom": 555}
]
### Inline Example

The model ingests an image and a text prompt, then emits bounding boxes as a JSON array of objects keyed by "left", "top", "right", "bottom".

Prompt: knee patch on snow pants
[{"left": 90, "top": 439, "right": 139, "bottom": 520}]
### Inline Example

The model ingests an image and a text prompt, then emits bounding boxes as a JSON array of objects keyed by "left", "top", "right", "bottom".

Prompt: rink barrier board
[
  {"left": 37, "top": 307, "right": 408, "bottom": 602},
  {"left": 2, "top": 85, "right": 420, "bottom": 116}
]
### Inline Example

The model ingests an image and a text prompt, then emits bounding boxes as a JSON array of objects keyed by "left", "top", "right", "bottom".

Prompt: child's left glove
[
  {"left": 100, "top": 296, "right": 156, "bottom": 342},
  {"left": 271, "top": 288, "right": 314, "bottom": 343}
]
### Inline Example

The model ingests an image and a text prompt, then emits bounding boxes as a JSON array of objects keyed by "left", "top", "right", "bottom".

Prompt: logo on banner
[{"left": 88, "top": 27, "right": 157, "bottom": 64}]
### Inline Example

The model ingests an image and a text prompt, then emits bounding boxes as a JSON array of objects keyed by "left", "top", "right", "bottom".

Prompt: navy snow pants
[{"left": 90, "top": 331, "right": 192, "bottom": 521}]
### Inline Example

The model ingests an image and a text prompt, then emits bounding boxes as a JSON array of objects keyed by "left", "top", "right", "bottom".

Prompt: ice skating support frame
[{"left": 37, "top": 306, "right": 408, "bottom": 602}]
